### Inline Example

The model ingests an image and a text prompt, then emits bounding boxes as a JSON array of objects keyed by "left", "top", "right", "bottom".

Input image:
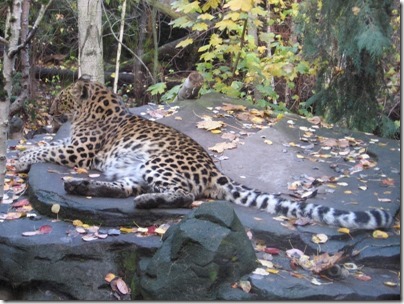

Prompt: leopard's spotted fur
[{"left": 15, "top": 76, "right": 393, "bottom": 229}]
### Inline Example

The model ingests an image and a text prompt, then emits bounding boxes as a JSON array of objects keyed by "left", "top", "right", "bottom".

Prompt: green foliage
[
  {"left": 158, "top": 0, "right": 314, "bottom": 107},
  {"left": 298, "top": 0, "right": 399, "bottom": 136},
  {"left": 146, "top": 82, "right": 167, "bottom": 95}
]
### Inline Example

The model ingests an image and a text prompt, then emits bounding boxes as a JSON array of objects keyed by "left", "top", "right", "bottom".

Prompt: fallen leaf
[
  {"left": 290, "top": 272, "right": 305, "bottom": 279},
  {"left": 372, "top": 230, "right": 389, "bottom": 239},
  {"left": 310, "top": 278, "right": 323, "bottom": 285},
  {"left": 115, "top": 278, "right": 130, "bottom": 295},
  {"left": 239, "top": 280, "right": 251, "bottom": 293},
  {"left": 208, "top": 142, "right": 237, "bottom": 153},
  {"left": 355, "top": 274, "right": 372, "bottom": 281},
  {"left": 120, "top": 227, "right": 136, "bottom": 233},
  {"left": 259, "top": 259, "right": 274, "bottom": 268},
  {"left": 264, "top": 139, "right": 273, "bottom": 145},
  {"left": 51, "top": 204, "right": 61, "bottom": 214},
  {"left": 22, "top": 231, "right": 40, "bottom": 237},
  {"left": 155, "top": 223, "right": 170, "bottom": 235},
  {"left": 82, "top": 234, "right": 98, "bottom": 241},
  {"left": 12, "top": 199, "right": 30, "bottom": 208},
  {"left": 343, "top": 263, "right": 359, "bottom": 271},
  {"left": 380, "top": 178, "right": 395, "bottom": 186},
  {"left": 39, "top": 225, "right": 52, "bottom": 234},
  {"left": 197, "top": 120, "right": 224, "bottom": 131},
  {"left": 311, "top": 251, "right": 344, "bottom": 274},
  {"left": 73, "top": 219, "right": 84, "bottom": 226},
  {"left": 76, "top": 227, "right": 87, "bottom": 234},
  {"left": 252, "top": 268, "right": 269, "bottom": 276},
  {"left": 338, "top": 227, "right": 351, "bottom": 235},
  {"left": 312, "top": 233, "right": 328, "bottom": 244},
  {"left": 264, "top": 247, "right": 281, "bottom": 255},
  {"left": 221, "top": 103, "right": 246, "bottom": 112},
  {"left": 377, "top": 198, "right": 392, "bottom": 203},
  {"left": 384, "top": 281, "right": 398, "bottom": 287},
  {"left": 105, "top": 273, "right": 116, "bottom": 283},
  {"left": 307, "top": 116, "right": 321, "bottom": 124},
  {"left": 267, "top": 268, "right": 279, "bottom": 274},
  {"left": 74, "top": 167, "right": 88, "bottom": 174}
]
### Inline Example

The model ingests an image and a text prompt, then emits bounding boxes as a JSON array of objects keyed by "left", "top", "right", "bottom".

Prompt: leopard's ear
[
  {"left": 79, "top": 74, "right": 92, "bottom": 81},
  {"left": 73, "top": 78, "right": 90, "bottom": 100}
]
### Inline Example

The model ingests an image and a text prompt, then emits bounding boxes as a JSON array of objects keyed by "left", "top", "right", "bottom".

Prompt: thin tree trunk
[
  {"left": 9, "top": 0, "right": 54, "bottom": 116},
  {"left": 9, "top": 0, "right": 31, "bottom": 118},
  {"left": 113, "top": 0, "right": 127, "bottom": 93},
  {"left": 1, "top": 0, "right": 23, "bottom": 202},
  {"left": 77, "top": 0, "right": 104, "bottom": 83}
]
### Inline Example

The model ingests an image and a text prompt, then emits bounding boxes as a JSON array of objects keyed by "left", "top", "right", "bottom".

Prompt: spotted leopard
[{"left": 15, "top": 76, "right": 393, "bottom": 229}]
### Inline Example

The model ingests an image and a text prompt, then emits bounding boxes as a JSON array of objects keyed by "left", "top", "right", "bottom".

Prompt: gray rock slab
[{"left": 2, "top": 92, "right": 400, "bottom": 300}]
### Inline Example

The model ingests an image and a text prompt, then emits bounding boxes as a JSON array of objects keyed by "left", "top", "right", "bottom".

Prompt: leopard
[{"left": 15, "top": 76, "right": 393, "bottom": 230}]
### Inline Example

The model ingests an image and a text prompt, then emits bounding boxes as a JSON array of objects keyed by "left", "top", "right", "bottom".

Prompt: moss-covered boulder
[{"left": 140, "top": 201, "right": 257, "bottom": 300}]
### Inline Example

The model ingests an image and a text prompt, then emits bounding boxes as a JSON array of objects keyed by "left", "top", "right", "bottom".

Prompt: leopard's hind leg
[
  {"left": 63, "top": 176, "right": 145, "bottom": 198},
  {"left": 134, "top": 166, "right": 196, "bottom": 209}
]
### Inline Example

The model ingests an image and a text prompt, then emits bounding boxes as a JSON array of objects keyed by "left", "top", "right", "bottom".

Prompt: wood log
[
  {"left": 174, "top": 71, "right": 204, "bottom": 101},
  {"left": 33, "top": 67, "right": 135, "bottom": 84}
]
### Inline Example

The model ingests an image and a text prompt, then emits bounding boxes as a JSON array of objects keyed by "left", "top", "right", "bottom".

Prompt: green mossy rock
[{"left": 140, "top": 202, "right": 257, "bottom": 300}]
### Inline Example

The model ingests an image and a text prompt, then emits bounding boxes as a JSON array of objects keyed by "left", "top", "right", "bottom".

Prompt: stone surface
[
  {"left": 140, "top": 202, "right": 257, "bottom": 300},
  {"left": 0, "top": 92, "right": 400, "bottom": 300}
]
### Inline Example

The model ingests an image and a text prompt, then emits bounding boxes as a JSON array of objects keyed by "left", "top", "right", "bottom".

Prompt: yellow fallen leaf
[
  {"left": 197, "top": 120, "right": 224, "bottom": 130},
  {"left": 120, "top": 227, "right": 136, "bottom": 233},
  {"left": 251, "top": 116, "right": 264, "bottom": 124},
  {"left": 208, "top": 142, "right": 237, "bottom": 153},
  {"left": 338, "top": 227, "right": 351, "bottom": 234},
  {"left": 75, "top": 167, "right": 88, "bottom": 174},
  {"left": 73, "top": 219, "right": 84, "bottom": 226},
  {"left": 211, "top": 129, "right": 221, "bottom": 134},
  {"left": 105, "top": 273, "right": 116, "bottom": 283},
  {"left": 276, "top": 113, "right": 284, "bottom": 120},
  {"left": 51, "top": 204, "right": 60, "bottom": 214},
  {"left": 372, "top": 230, "right": 389, "bottom": 239},
  {"left": 266, "top": 268, "right": 279, "bottom": 274}
]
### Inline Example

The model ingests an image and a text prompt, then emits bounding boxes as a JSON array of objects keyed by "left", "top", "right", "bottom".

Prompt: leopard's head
[{"left": 50, "top": 75, "right": 128, "bottom": 131}]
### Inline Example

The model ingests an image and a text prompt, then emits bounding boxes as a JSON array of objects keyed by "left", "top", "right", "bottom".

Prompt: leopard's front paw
[
  {"left": 63, "top": 177, "right": 91, "bottom": 195},
  {"left": 14, "top": 161, "right": 31, "bottom": 173}
]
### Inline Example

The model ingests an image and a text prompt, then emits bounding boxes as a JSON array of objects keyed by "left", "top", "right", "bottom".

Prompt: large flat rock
[{"left": 1, "top": 92, "right": 400, "bottom": 300}]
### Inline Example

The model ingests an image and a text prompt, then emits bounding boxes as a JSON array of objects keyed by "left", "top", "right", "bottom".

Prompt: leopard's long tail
[{"left": 213, "top": 175, "right": 393, "bottom": 230}]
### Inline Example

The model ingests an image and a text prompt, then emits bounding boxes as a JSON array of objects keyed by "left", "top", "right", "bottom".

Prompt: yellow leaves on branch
[{"left": 224, "top": 0, "right": 253, "bottom": 12}]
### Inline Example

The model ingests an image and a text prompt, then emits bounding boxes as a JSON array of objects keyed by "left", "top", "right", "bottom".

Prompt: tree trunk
[
  {"left": 113, "top": 0, "right": 127, "bottom": 93},
  {"left": 1, "top": 0, "right": 23, "bottom": 202},
  {"left": 77, "top": 0, "right": 104, "bottom": 83},
  {"left": 9, "top": 0, "right": 31, "bottom": 117}
]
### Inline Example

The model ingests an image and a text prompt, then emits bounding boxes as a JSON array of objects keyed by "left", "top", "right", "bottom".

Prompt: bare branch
[
  {"left": 0, "top": 37, "right": 9, "bottom": 45},
  {"left": 101, "top": 1, "right": 154, "bottom": 82},
  {"left": 8, "top": 0, "right": 54, "bottom": 58}
]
